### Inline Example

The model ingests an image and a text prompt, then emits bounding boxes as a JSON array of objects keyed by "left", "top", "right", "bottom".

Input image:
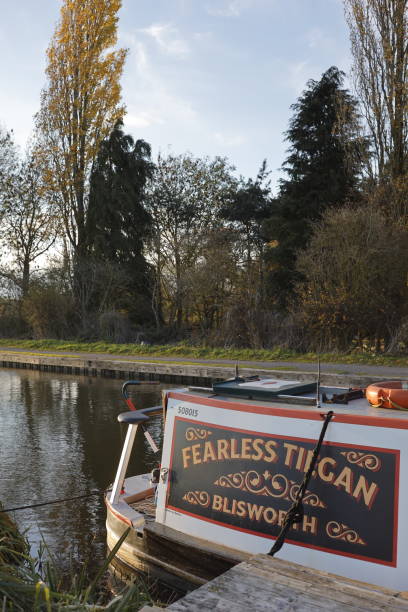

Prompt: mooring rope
[
  {"left": 371, "top": 396, "right": 408, "bottom": 411},
  {"left": 0, "top": 490, "right": 103, "bottom": 513},
  {"left": 268, "top": 410, "right": 334, "bottom": 556}
]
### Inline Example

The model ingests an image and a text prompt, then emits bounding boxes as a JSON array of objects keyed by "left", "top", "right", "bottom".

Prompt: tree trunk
[
  {"left": 22, "top": 258, "right": 30, "bottom": 297},
  {"left": 175, "top": 249, "right": 183, "bottom": 329}
]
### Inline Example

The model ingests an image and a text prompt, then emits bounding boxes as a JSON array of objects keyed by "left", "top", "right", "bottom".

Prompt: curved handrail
[
  {"left": 122, "top": 380, "right": 141, "bottom": 400},
  {"left": 122, "top": 379, "right": 160, "bottom": 410}
]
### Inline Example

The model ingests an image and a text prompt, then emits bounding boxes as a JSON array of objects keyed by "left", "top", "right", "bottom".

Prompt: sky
[{"left": 0, "top": 0, "right": 352, "bottom": 192}]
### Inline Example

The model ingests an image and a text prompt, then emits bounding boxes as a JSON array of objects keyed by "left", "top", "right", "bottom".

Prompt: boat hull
[{"left": 106, "top": 498, "right": 249, "bottom": 593}]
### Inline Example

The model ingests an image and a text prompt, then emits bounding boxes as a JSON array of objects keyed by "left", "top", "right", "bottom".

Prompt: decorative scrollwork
[
  {"left": 214, "top": 470, "right": 327, "bottom": 507},
  {"left": 289, "top": 484, "right": 326, "bottom": 508},
  {"left": 214, "top": 471, "right": 290, "bottom": 498},
  {"left": 326, "top": 521, "right": 366, "bottom": 545},
  {"left": 182, "top": 490, "right": 210, "bottom": 507},
  {"left": 340, "top": 451, "right": 381, "bottom": 471},
  {"left": 263, "top": 473, "right": 289, "bottom": 498},
  {"left": 185, "top": 428, "right": 212, "bottom": 441},
  {"left": 215, "top": 472, "right": 245, "bottom": 489}
]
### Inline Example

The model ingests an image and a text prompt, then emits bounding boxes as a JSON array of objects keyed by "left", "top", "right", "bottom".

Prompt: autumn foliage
[
  {"left": 36, "top": 0, "right": 127, "bottom": 258},
  {"left": 0, "top": 0, "right": 407, "bottom": 354}
]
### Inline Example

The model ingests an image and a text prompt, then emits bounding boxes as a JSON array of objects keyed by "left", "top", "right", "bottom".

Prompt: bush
[
  {"left": 0, "top": 300, "right": 26, "bottom": 338},
  {"left": 22, "top": 286, "right": 76, "bottom": 339},
  {"left": 295, "top": 204, "right": 408, "bottom": 351},
  {"left": 98, "top": 310, "right": 132, "bottom": 343}
]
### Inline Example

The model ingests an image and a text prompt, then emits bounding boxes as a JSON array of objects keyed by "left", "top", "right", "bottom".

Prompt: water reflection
[{"left": 0, "top": 369, "right": 168, "bottom": 567}]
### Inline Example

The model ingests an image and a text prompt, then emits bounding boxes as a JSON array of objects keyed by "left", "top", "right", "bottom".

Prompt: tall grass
[
  {"left": 0, "top": 338, "right": 407, "bottom": 366},
  {"left": 0, "top": 504, "right": 158, "bottom": 610}
]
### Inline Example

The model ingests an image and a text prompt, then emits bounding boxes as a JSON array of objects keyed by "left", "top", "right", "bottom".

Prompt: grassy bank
[
  {"left": 0, "top": 505, "right": 159, "bottom": 610},
  {"left": 0, "top": 338, "right": 407, "bottom": 367}
]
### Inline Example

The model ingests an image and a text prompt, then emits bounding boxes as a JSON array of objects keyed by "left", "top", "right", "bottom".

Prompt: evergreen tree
[
  {"left": 87, "top": 120, "right": 154, "bottom": 322},
  {"left": 264, "top": 66, "right": 367, "bottom": 307},
  {"left": 220, "top": 160, "right": 272, "bottom": 267}
]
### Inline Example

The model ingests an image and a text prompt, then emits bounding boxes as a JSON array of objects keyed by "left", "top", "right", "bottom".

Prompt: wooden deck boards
[{"left": 164, "top": 554, "right": 408, "bottom": 611}]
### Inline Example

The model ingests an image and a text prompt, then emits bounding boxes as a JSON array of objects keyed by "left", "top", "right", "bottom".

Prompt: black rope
[
  {"left": 0, "top": 490, "right": 103, "bottom": 513},
  {"left": 268, "top": 410, "right": 334, "bottom": 556}
]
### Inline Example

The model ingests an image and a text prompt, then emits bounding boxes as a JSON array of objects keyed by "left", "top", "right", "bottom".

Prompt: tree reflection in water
[{"left": 0, "top": 369, "right": 166, "bottom": 569}]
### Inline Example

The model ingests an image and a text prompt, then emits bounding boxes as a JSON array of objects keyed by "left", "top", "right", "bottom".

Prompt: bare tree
[
  {"left": 1, "top": 156, "right": 56, "bottom": 295},
  {"left": 187, "top": 228, "right": 238, "bottom": 336},
  {"left": 146, "top": 153, "right": 236, "bottom": 329},
  {"left": 344, "top": 0, "right": 408, "bottom": 182},
  {"left": 0, "top": 126, "right": 18, "bottom": 213}
]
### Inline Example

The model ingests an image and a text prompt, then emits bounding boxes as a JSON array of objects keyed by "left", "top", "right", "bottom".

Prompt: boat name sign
[{"left": 165, "top": 416, "right": 399, "bottom": 566}]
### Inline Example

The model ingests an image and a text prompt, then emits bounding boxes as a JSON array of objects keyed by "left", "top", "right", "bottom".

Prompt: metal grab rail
[{"left": 122, "top": 379, "right": 160, "bottom": 411}]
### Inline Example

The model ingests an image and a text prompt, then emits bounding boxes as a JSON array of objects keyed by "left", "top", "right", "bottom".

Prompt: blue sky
[{"left": 0, "top": 0, "right": 351, "bottom": 192}]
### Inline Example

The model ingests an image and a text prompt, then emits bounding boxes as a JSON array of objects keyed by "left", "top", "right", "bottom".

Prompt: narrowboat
[{"left": 105, "top": 376, "right": 408, "bottom": 593}]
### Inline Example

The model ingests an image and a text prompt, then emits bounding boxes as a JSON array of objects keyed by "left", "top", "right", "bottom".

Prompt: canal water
[{"left": 0, "top": 367, "right": 168, "bottom": 569}]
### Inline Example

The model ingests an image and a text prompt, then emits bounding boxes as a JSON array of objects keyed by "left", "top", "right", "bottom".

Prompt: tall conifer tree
[
  {"left": 87, "top": 120, "right": 154, "bottom": 322},
  {"left": 265, "top": 67, "right": 366, "bottom": 306}
]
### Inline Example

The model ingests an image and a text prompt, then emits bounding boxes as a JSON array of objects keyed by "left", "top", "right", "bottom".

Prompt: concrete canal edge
[{"left": 0, "top": 350, "right": 403, "bottom": 388}]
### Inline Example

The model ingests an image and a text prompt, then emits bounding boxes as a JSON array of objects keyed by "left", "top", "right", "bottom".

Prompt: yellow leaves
[{"left": 38, "top": 0, "right": 127, "bottom": 246}]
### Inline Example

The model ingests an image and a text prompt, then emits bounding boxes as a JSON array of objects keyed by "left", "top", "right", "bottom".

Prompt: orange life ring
[{"left": 366, "top": 381, "right": 408, "bottom": 411}]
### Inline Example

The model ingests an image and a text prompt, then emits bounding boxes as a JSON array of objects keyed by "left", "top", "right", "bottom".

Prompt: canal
[{"left": 0, "top": 367, "right": 167, "bottom": 569}]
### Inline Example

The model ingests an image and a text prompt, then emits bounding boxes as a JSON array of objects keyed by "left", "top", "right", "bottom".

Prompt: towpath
[{"left": 0, "top": 345, "right": 407, "bottom": 379}]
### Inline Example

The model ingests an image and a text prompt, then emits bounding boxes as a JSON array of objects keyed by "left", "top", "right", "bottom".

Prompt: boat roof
[{"left": 170, "top": 380, "right": 408, "bottom": 423}]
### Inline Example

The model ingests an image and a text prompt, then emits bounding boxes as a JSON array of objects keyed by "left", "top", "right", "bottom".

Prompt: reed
[
  {"left": 0, "top": 505, "right": 159, "bottom": 610},
  {"left": 0, "top": 502, "right": 29, "bottom": 567}
]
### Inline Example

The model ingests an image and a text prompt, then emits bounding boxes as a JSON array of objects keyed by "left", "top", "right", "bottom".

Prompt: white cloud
[
  {"left": 126, "top": 112, "right": 164, "bottom": 129},
  {"left": 306, "top": 28, "right": 325, "bottom": 49},
  {"left": 120, "top": 37, "right": 197, "bottom": 135},
  {"left": 0, "top": 91, "right": 37, "bottom": 150},
  {"left": 193, "top": 31, "right": 213, "bottom": 43},
  {"left": 305, "top": 26, "right": 345, "bottom": 56},
  {"left": 214, "top": 132, "right": 245, "bottom": 147},
  {"left": 141, "top": 23, "right": 190, "bottom": 58},
  {"left": 287, "top": 60, "right": 311, "bottom": 95},
  {"left": 206, "top": 0, "right": 251, "bottom": 17}
]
